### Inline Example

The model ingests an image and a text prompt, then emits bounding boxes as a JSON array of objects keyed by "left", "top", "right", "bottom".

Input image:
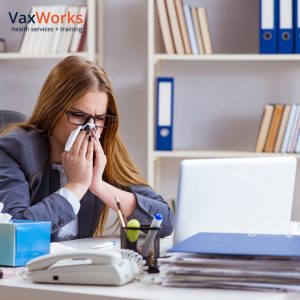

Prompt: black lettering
[
  {"left": 19, "top": 14, "right": 27, "bottom": 24},
  {"left": 8, "top": 12, "right": 18, "bottom": 23},
  {"left": 27, "top": 14, "right": 35, "bottom": 23}
]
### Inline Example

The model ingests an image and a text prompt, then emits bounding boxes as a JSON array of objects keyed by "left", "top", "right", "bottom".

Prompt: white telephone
[{"left": 24, "top": 250, "right": 145, "bottom": 286}]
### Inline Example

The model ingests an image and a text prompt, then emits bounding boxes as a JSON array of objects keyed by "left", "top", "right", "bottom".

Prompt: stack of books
[
  {"left": 160, "top": 232, "right": 300, "bottom": 292},
  {"left": 255, "top": 104, "right": 300, "bottom": 153},
  {"left": 156, "top": 0, "right": 213, "bottom": 55},
  {"left": 19, "top": 5, "right": 87, "bottom": 54}
]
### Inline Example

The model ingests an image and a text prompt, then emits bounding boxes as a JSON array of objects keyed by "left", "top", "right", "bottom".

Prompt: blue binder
[
  {"left": 168, "top": 232, "right": 300, "bottom": 257},
  {"left": 295, "top": 0, "right": 300, "bottom": 52},
  {"left": 156, "top": 77, "right": 174, "bottom": 151},
  {"left": 278, "top": 0, "right": 294, "bottom": 53},
  {"left": 260, "top": 0, "right": 278, "bottom": 53}
]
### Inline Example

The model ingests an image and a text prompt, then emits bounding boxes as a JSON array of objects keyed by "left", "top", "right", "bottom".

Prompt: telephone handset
[{"left": 24, "top": 250, "right": 145, "bottom": 286}]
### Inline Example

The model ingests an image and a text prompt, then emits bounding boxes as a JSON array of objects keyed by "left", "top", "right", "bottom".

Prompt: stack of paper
[{"left": 159, "top": 232, "right": 300, "bottom": 292}]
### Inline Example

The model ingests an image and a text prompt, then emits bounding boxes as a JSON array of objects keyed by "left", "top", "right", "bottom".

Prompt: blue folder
[
  {"left": 295, "top": 0, "right": 300, "bottom": 52},
  {"left": 156, "top": 77, "right": 174, "bottom": 151},
  {"left": 278, "top": 0, "right": 294, "bottom": 53},
  {"left": 168, "top": 232, "right": 300, "bottom": 257},
  {"left": 260, "top": 0, "right": 278, "bottom": 53}
]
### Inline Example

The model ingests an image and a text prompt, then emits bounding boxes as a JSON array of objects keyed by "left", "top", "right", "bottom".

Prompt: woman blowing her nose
[{"left": 0, "top": 56, "right": 174, "bottom": 242}]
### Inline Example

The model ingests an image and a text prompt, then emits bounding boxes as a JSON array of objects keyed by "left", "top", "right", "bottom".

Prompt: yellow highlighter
[{"left": 126, "top": 219, "right": 140, "bottom": 251}]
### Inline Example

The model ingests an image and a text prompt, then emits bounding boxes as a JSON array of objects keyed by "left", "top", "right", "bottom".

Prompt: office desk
[{"left": 0, "top": 237, "right": 299, "bottom": 300}]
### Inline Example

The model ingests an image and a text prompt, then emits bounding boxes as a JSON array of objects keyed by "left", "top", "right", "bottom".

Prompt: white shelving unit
[
  {"left": 0, "top": 0, "right": 103, "bottom": 116},
  {"left": 154, "top": 150, "right": 300, "bottom": 159},
  {"left": 0, "top": 52, "right": 90, "bottom": 60},
  {"left": 147, "top": 0, "right": 300, "bottom": 219},
  {"left": 154, "top": 54, "right": 300, "bottom": 62},
  {"left": 0, "top": 0, "right": 100, "bottom": 62}
]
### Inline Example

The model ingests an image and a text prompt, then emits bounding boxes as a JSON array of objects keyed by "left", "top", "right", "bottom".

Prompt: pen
[
  {"left": 141, "top": 213, "right": 163, "bottom": 257},
  {"left": 114, "top": 195, "right": 127, "bottom": 227},
  {"left": 91, "top": 240, "right": 116, "bottom": 249}
]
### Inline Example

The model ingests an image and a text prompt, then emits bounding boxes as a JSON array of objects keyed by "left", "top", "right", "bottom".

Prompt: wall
[
  {"left": 0, "top": 0, "right": 149, "bottom": 178},
  {"left": 1, "top": 0, "right": 300, "bottom": 223},
  {"left": 103, "top": 0, "right": 148, "bottom": 177}
]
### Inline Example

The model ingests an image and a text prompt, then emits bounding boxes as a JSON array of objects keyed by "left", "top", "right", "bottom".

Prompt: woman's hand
[
  {"left": 89, "top": 130, "right": 107, "bottom": 194},
  {"left": 62, "top": 130, "right": 94, "bottom": 199}
]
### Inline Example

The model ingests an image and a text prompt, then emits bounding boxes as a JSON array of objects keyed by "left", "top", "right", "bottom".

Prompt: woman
[{"left": 0, "top": 56, "right": 174, "bottom": 242}]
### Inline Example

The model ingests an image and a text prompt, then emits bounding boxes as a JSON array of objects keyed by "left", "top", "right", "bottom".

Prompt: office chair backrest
[{"left": 0, "top": 110, "right": 27, "bottom": 131}]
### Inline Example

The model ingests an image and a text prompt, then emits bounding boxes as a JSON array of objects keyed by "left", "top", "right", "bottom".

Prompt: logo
[{"left": 8, "top": 11, "right": 84, "bottom": 24}]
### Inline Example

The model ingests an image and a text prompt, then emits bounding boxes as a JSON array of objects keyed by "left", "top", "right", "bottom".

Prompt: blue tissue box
[{"left": 0, "top": 220, "right": 51, "bottom": 267}]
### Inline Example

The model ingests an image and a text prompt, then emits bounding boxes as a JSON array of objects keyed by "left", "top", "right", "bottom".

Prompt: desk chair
[{"left": 0, "top": 110, "right": 27, "bottom": 130}]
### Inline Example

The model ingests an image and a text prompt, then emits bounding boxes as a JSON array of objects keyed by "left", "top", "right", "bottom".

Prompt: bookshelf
[
  {"left": 154, "top": 54, "right": 300, "bottom": 62},
  {"left": 147, "top": 0, "right": 300, "bottom": 219},
  {"left": 0, "top": 0, "right": 100, "bottom": 61},
  {"left": 0, "top": 0, "right": 103, "bottom": 114},
  {"left": 0, "top": 52, "right": 90, "bottom": 60},
  {"left": 154, "top": 150, "right": 300, "bottom": 159}
]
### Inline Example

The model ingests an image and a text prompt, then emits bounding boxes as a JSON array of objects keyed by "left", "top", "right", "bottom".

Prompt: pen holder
[{"left": 120, "top": 225, "right": 160, "bottom": 273}]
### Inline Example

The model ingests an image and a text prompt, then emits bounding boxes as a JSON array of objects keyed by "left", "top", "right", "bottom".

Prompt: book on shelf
[
  {"left": 295, "top": 122, "right": 300, "bottom": 153},
  {"left": 264, "top": 104, "right": 284, "bottom": 152},
  {"left": 183, "top": 3, "right": 199, "bottom": 55},
  {"left": 287, "top": 105, "right": 300, "bottom": 152},
  {"left": 165, "top": 0, "right": 185, "bottom": 54},
  {"left": 274, "top": 105, "right": 291, "bottom": 152},
  {"left": 156, "top": 1, "right": 213, "bottom": 55},
  {"left": 19, "top": 6, "right": 38, "bottom": 54},
  {"left": 19, "top": 5, "right": 87, "bottom": 54},
  {"left": 281, "top": 104, "right": 298, "bottom": 153},
  {"left": 174, "top": 0, "right": 192, "bottom": 54},
  {"left": 191, "top": 7, "right": 205, "bottom": 54},
  {"left": 69, "top": 6, "right": 87, "bottom": 52},
  {"left": 57, "top": 6, "right": 79, "bottom": 53},
  {"left": 156, "top": 0, "right": 175, "bottom": 54},
  {"left": 256, "top": 103, "right": 300, "bottom": 153},
  {"left": 255, "top": 104, "right": 274, "bottom": 152},
  {"left": 290, "top": 110, "right": 300, "bottom": 152},
  {"left": 197, "top": 7, "right": 213, "bottom": 55},
  {"left": 50, "top": 5, "right": 67, "bottom": 54}
]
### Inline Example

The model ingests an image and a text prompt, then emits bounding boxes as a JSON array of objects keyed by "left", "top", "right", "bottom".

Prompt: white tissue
[{"left": 0, "top": 202, "right": 12, "bottom": 223}]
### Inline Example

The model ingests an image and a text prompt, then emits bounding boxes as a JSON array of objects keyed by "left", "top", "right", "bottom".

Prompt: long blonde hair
[{"left": 4, "top": 56, "right": 148, "bottom": 236}]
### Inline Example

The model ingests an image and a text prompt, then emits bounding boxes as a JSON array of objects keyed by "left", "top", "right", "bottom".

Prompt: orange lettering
[
  {"left": 51, "top": 14, "right": 60, "bottom": 24},
  {"left": 36, "top": 11, "right": 51, "bottom": 24},
  {"left": 76, "top": 14, "right": 83, "bottom": 24}
]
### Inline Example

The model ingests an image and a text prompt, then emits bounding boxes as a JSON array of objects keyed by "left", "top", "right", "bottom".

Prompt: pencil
[{"left": 114, "top": 195, "right": 127, "bottom": 227}]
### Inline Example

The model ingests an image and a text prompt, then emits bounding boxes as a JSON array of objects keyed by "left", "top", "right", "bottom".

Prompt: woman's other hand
[
  {"left": 89, "top": 130, "right": 107, "bottom": 194},
  {"left": 62, "top": 130, "right": 94, "bottom": 199}
]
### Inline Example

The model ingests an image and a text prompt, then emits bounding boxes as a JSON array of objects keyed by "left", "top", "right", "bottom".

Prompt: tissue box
[{"left": 0, "top": 220, "right": 51, "bottom": 267}]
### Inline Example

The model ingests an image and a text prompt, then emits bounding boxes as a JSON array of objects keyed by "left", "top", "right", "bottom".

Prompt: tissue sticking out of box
[{"left": 0, "top": 202, "right": 12, "bottom": 223}]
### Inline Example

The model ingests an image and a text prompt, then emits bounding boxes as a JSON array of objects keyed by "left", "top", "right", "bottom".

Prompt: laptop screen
[{"left": 174, "top": 157, "right": 297, "bottom": 244}]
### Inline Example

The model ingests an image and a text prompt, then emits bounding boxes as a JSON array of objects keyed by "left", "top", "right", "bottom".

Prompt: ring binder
[
  {"left": 260, "top": 0, "right": 278, "bottom": 53},
  {"left": 278, "top": 0, "right": 294, "bottom": 53},
  {"left": 156, "top": 77, "right": 174, "bottom": 151}
]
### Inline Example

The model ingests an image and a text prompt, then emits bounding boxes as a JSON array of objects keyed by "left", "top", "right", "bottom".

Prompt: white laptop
[{"left": 173, "top": 157, "right": 297, "bottom": 244}]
